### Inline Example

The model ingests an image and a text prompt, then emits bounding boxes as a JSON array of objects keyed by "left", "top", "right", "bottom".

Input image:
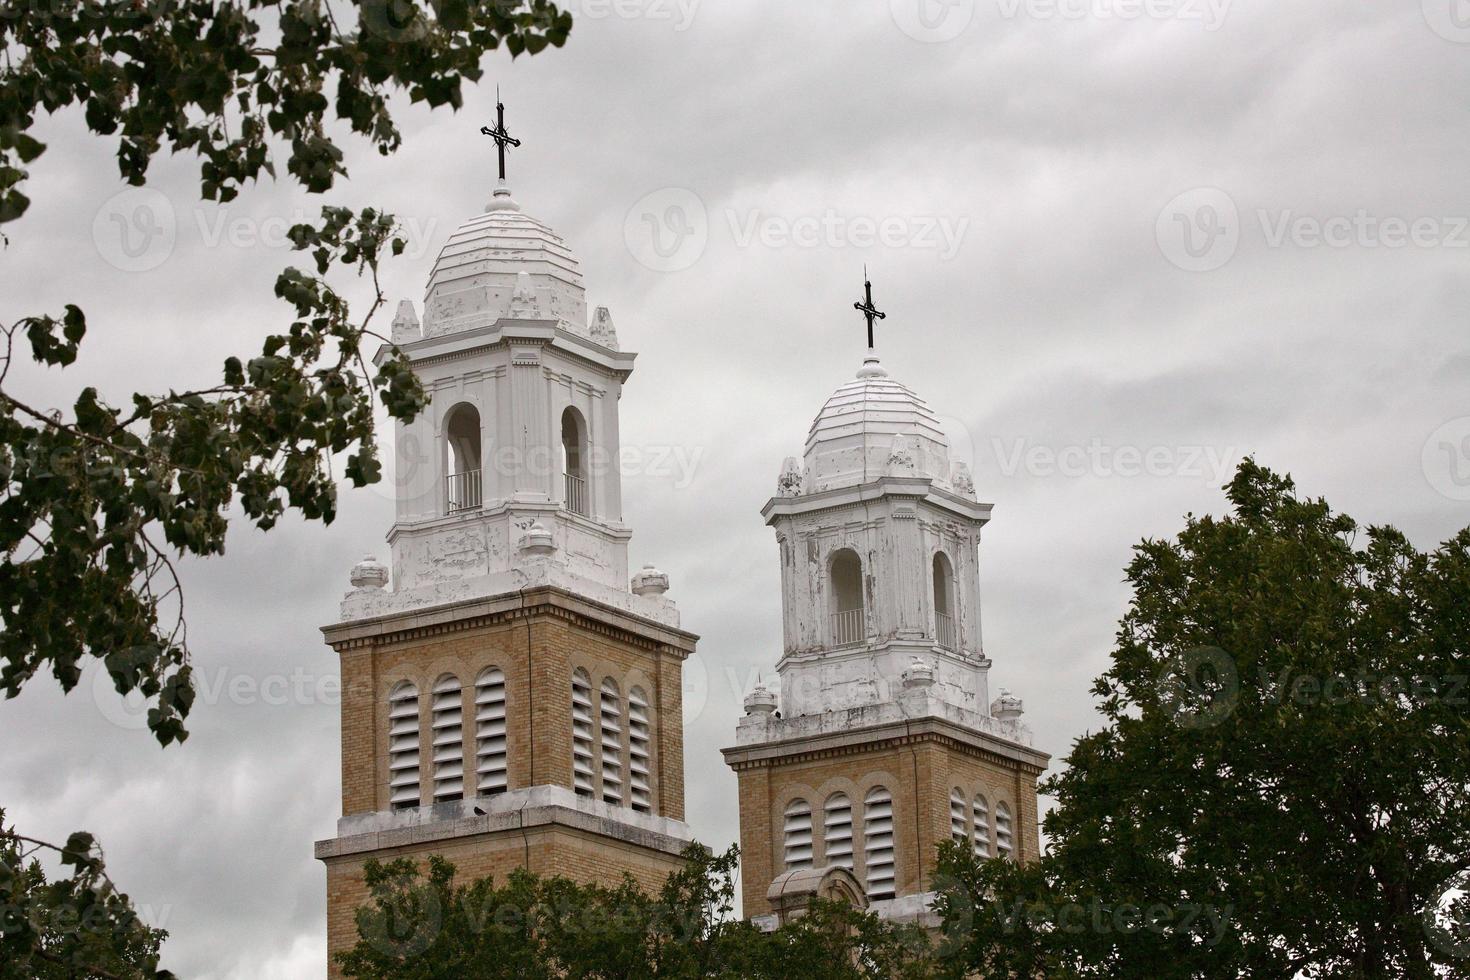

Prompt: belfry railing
[
  {"left": 936, "top": 612, "right": 956, "bottom": 651},
  {"left": 446, "top": 469, "right": 482, "bottom": 513},
  {"left": 565, "top": 473, "right": 588, "bottom": 517},
  {"left": 831, "top": 608, "right": 864, "bottom": 647}
]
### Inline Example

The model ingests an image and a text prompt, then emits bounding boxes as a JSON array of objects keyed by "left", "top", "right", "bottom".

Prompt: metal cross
[
  {"left": 853, "top": 270, "right": 886, "bottom": 350},
  {"left": 479, "top": 95, "right": 520, "bottom": 181}
]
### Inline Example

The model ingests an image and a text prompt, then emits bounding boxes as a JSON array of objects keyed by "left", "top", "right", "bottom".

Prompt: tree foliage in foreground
[
  {"left": 0, "top": 809, "right": 169, "bottom": 979},
  {"left": 934, "top": 460, "right": 1470, "bottom": 979},
  {"left": 1, "top": 0, "right": 570, "bottom": 972},
  {"left": 337, "top": 843, "right": 940, "bottom": 980}
]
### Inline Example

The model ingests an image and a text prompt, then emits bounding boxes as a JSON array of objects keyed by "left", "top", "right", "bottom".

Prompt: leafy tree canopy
[{"left": 935, "top": 460, "right": 1470, "bottom": 979}]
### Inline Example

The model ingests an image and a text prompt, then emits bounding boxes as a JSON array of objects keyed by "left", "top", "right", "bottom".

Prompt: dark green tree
[
  {"left": 338, "top": 842, "right": 939, "bottom": 979},
  {"left": 934, "top": 460, "right": 1470, "bottom": 979},
  {"left": 1, "top": 1, "right": 571, "bottom": 973}
]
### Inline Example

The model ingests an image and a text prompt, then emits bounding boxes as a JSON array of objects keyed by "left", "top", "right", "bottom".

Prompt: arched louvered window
[
  {"left": 972, "top": 793, "right": 992, "bottom": 858},
  {"left": 474, "top": 668, "right": 507, "bottom": 795},
  {"left": 430, "top": 675, "right": 464, "bottom": 803},
  {"left": 628, "top": 686, "right": 652, "bottom": 813},
  {"left": 783, "top": 799, "right": 814, "bottom": 871},
  {"left": 950, "top": 787, "right": 967, "bottom": 842},
  {"left": 996, "top": 802, "right": 1014, "bottom": 860},
  {"left": 863, "top": 787, "right": 896, "bottom": 900},
  {"left": 388, "top": 682, "right": 421, "bottom": 810},
  {"left": 600, "top": 678, "right": 624, "bottom": 806},
  {"left": 823, "top": 794, "right": 854, "bottom": 870},
  {"left": 571, "top": 669, "right": 594, "bottom": 797}
]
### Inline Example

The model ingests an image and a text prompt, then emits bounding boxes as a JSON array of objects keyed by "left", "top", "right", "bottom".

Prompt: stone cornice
[
  {"left": 762, "top": 477, "right": 993, "bottom": 526},
  {"left": 322, "top": 583, "right": 698, "bottom": 656},
  {"left": 374, "top": 320, "right": 636, "bottom": 380},
  {"left": 721, "top": 715, "right": 1049, "bottom": 776}
]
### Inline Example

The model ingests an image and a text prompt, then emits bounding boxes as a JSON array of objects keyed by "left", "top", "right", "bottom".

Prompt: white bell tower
[
  {"left": 763, "top": 353, "right": 992, "bottom": 718},
  {"left": 343, "top": 180, "right": 674, "bottom": 628}
]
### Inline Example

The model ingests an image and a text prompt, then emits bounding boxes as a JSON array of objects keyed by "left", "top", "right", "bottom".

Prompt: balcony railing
[
  {"left": 446, "top": 469, "right": 482, "bottom": 513},
  {"left": 565, "top": 473, "right": 588, "bottom": 517},
  {"left": 935, "top": 611, "right": 956, "bottom": 651},
  {"left": 831, "top": 608, "right": 864, "bottom": 647}
]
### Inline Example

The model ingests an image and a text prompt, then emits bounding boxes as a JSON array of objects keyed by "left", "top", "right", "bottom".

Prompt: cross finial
[
  {"left": 479, "top": 92, "right": 521, "bottom": 182},
  {"left": 853, "top": 267, "right": 886, "bottom": 350}
]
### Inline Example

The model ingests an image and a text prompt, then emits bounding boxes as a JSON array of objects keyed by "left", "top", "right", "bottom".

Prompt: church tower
[
  {"left": 315, "top": 120, "right": 697, "bottom": 967},
  {"left": 722, "top": 284, "right": 1048, "bottom": 925}
]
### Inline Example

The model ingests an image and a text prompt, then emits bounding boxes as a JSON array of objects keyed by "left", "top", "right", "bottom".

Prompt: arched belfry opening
[
  {"left": 829, "top": 548, "right": 865, "bottom": 647},
  {"left": 561, "top": 407, "right": 589, "bottom": 516},
  {"left": 933, "top": 552, "right": 956, "bottom": 650},
  {"left": 445, "top": 403, "right": 482, "bottom": 513}
]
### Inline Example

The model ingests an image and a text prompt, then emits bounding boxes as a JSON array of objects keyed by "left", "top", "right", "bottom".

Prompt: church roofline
[
  {"left": 720, "top": 712, "right": 1050, "bottom": 774},
  {"left": 374, "top": 318, "right": 636, "bottom": 377},
  {"left": 761, "top": 476, "right": 993, "bottom": 525},
  {"left": 321, "top": 582, "right": 699, "bottom": 655}
]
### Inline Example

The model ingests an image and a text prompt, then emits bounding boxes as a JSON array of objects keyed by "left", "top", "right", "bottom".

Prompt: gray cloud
[{"left": 4, "top": 1, "right": 1470, "bottom": 974}]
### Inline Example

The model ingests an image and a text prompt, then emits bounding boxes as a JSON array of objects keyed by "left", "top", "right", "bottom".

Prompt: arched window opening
[
  {"left": 430, "top": 675, "right": 464, "bottom": 803},
  {"left": 996, "top": 802, "right": 1014, "bottom": 860},
  {"left": 950, "top": 787, "right": 967, "bottom": 843},
  {"left": 599, "top": 678, "right": 624, "bottom": 806},
  {"left": 571, "top": 670, "right": 595, "bottom": 797},
  {"left": 972, "top": 794, "right": 992, "bottom": 858},
  {"left": 475, "top": 668, "right": 507, "bottom": 796},
  {"left": 829, "top": 549, "right": 865, "bottom": 647},
  {"left": 387, "top": 682, "right": 421, "bottom": 810},
  {"left": 933, "top": 552, "right": 957, "bottom": 651},
  {"left": 863, "top": 787, "right": 896, "bottom": 900},
  {"left": 445, "top": 403, "right": 483, "bottom": 513},
  {"left": 783, "top": 799, "right": 813, "bottom": 871},
  {"left": 823, "top": 794, "right": 854, "bottom": 870},
  {"left": 561, "top": 407, "right": 589, "bottom": 517},
  {"left": 628, "top": 686, "right": 652, "bottom": 813}
]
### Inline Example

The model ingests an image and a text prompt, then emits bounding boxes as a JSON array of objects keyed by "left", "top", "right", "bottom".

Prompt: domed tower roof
[
  {"left": 803, "top": 356, "right": 953, "bottom": 493},
  {"left": 421, "top": 182, "right": 591, "bottom": 341}
]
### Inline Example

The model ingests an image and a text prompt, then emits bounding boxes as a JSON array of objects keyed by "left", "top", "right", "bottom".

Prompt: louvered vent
[
  {"left": 475, "top": 668, "right": 507, "bottom": 795},
  {"left": 628, "top": 686, "right": 652, "bottom": 813},
  {"left": 388, "top": 682, "right": 420, "bottom": 810},
  {"left": 783, "top": 799, "right": 813, "bottom": 871},
  {"left": 571, "top": 670, "right": 595, "bottom": 797},
  {"left": 863, "top": 787, "right": 896, "bottom": 900},
  {"left": 600, "top": 678, "right": 623, "bottom": 806},
  {"left": 823, "top": 794, "right": 853, "bottom": 870},
  {"left": 430, "top": 675, "right": 464, "bottom": 803}
]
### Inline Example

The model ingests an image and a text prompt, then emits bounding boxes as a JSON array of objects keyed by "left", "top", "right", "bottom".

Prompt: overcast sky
[{"left": 4, "top": 0, "right": 1470, "bottom": 975}]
